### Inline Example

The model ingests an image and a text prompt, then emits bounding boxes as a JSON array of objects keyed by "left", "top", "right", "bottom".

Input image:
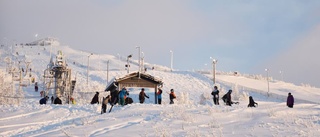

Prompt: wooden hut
[{"left": 105, "top": 72, "right": 163, "bottom": 104}]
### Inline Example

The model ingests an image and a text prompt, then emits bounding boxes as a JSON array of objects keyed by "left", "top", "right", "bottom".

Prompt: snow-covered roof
[{"left": 105, "top": 71, "right": 163, "bottom": 91}]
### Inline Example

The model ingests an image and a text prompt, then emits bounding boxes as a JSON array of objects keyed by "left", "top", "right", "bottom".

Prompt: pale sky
[{"left": 1, "top": 0, "right": 320, "bottom": 87}]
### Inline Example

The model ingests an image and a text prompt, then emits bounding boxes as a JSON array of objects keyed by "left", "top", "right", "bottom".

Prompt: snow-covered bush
[
  {"left": 199, "top": 92, "right": 211, "bottom": 105},
  {"left": 301, "top": 83, "right": 315, "bottom": 88},
  {"left": 232, "top": 84, "right": 249, "bottom": 101},
  {"left": 178, "top": 92, "right": 191, "bottom": 105}
]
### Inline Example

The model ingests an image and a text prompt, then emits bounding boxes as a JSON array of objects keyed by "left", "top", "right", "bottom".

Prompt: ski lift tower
[{"left": 43, "top": 50, "right": 76, "bottom": 104}]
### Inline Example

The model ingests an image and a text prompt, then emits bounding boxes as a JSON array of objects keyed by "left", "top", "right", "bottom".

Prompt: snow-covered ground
[{"left": 0, "top": 44, "right": 320, "bottom": 137}]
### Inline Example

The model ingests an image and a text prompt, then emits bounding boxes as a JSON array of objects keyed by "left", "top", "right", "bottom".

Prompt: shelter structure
[{"left": 105, "top": 72, "right": 163, "bottom": 104}]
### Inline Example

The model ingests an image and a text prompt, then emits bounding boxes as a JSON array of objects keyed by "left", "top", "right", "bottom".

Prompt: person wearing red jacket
[{"left": 169, "top": 89, "right": 176, "bottom": 104}]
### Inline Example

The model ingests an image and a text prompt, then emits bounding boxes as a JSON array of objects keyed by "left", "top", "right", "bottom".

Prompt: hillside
[{"left": 0, "top": 44, "right": 319, "bottom": 137}]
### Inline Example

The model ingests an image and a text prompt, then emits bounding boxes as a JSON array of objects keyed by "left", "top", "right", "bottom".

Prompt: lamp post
[
  {"left": 107, "top": 60, "right": 109, "bottom": 85},
  {"left": 141, "top": 52, "right": 145, "bottom": 72},
  {"left": 126, "top": 54, "right": 132, "bottom": 73},
  {"left": 35, "top": 34, "right": 38, "bottom": 41},
  {"left": 170, "top": 50, "right": 173, "bottom": 72},
  {"left": 210, "top": 57, "right": 218, "bottom": 85},
  {"left": 265, "top": 68, "right": 270, "bottom": 97},
  {"left": 136, "top": 46, "right": 141, "bottom": 72},
  {"left": 87, "top": 53, "right": 93, "bottom": 86},
  {"left": 279, "top": 70, "right": 284, "bottom": 81}
]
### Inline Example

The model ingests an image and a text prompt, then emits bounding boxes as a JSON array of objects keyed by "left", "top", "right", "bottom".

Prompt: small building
[{"left": 105, "top": 72, "right": 163, "bottom": 104}]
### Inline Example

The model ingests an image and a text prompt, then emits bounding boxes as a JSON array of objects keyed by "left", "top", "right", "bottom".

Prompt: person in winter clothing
[
  {"left": 101, "top": 95, "right": 111, "bottom": 114},
  {"left": 169, "top": 89, "right": 176, "bottom": 104},
  {"left": 211, "top": 86, "right": 220, "bottom": 105},
  {"left": 91, "top": 92, "right": 99, "bottom": 104},
  {"left": 139, "top": 88, "right": 149, "bottom": 104},
  {"left": 125, "top": 97, "right": 133, "bottom": 105},
  {"left": 54, "top": 97, "right": 62, "bottom": 104},
  {"left": 51, "top": 96, "right": 54, "bottom": 104},
  {"left": 157, "top": 88, "right": 163, "bottom": 104},
  {"left": 70, "top": 97, "right": 76, "bottom": 104},
  {"left": 39, "top": 96, "right": 49, "bottom": 105},
  {"left": 110, "top": 90, "right": 119, "bottom": 105},
  {"left": 35, "top": 82, "right": 38, "bottom": 92},
  {"left": 287, "top": 92, "right": 294, "bottom": 108},
  {"left": 118, "top": 87, "right": 128, "bottom": 106},
  {"left": 247, "top": 96, "right": 258, "bottom": 107},
  {"left": 222, "top": 90, "right": 234, "bottom": 106}
]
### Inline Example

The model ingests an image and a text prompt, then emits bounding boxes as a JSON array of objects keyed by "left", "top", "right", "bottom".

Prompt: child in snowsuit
[
  {"left": 169, "top": 89, "right": 176, "bottom": 104},
  {"left": 139, "top": 88, "right": 149, "bottom": 104},
  {"left": 211, "top": 86, "right": 219, "bottom": 105},
  {"left": 247, "top": 96, "right": 258, "bottom": 107}
]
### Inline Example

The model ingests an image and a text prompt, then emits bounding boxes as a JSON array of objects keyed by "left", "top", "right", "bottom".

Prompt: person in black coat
[
  {"left": 54, "top": 97, "right": 62, "bottom": 104},
  {"left": 39, "top": 96, "right": 49, "bottom": 105},
  {"left": 91, "top": 92, "right": 99, "bottom": 104},
  {"left": 222, "top": 90, "right": 234, "bottom": 106},
  {"left": 247, "top": 96, "right": 258, "bottom": 107},
  {"left": 110, "top": 90, "right": 119, "bottom": 105},
  {"left": 287, "top": 92, "right": 294, "bottom": 108}
]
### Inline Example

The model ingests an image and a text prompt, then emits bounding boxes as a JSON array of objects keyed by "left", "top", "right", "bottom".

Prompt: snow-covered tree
[{"left": 0, "top": 70, "right": 15, "bottom": 105}]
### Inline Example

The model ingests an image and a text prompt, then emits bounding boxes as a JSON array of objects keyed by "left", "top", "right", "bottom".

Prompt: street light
[
  {"left": 35, "top": 34, "right": 38, "bottom": 41},
  {"left": 170, "top": 50, "right": 173, "bottom": 72},
  {"left": 136, "top": 46, "right": 141, "bottom": 72},
  {"left": 126, "top": 54, "right": 132, "bottom": 73},
  {"left": 87, "top": 53, "right": 93, "bottom": 86},
  {"left": 141, "top": 52, "right": 145, "bottom": 72},
  {"left": 279, "top": 70, "right": 284, "bottom": 81},
  {"left": 107, "top": 60, "right": 109, "bottom": 85},
  {"left": 265, "top": 68, "right": 270, "bottom": 97},
  {"left": 210, "top": 57, "right": 218, "bottom": 85}
]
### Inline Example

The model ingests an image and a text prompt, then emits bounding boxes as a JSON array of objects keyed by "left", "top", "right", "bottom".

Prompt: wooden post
[{"left": 155, "top": 85, "right": 158, "bottom": 104}]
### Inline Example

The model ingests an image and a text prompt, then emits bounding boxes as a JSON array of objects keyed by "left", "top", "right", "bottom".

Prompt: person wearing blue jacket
[
  {"left": 157, "top": 88, "right": 163, "bottom": 104},
  {"left": 118, "top": 87, "right": 128, "bottom": 106}
]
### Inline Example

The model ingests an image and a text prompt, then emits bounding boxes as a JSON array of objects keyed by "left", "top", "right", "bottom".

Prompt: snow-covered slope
[{"left": 0, "top": 44, "right": 319, "bottom": 137}]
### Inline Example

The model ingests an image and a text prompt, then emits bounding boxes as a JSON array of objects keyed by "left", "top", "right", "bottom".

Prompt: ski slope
[{"left": 0, "top": 44, "right": 320, "bottom": 137}]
